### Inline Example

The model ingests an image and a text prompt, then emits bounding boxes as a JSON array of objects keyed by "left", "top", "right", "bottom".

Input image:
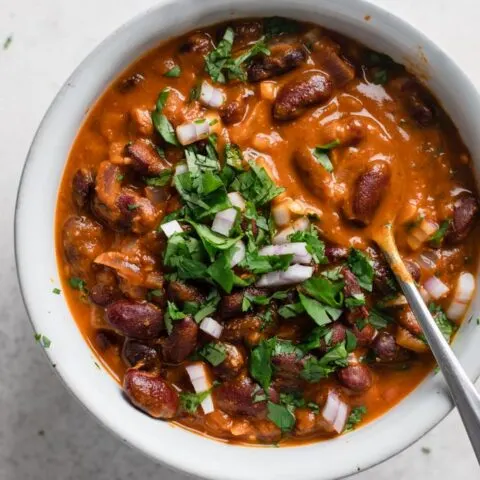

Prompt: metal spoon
[{"left": 373, "top": 223, "right": 480, "bottom": 462}]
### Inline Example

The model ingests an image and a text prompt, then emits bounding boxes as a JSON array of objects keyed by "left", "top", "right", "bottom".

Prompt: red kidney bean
[
  {"left": 117, "top": 73, "right": 144, "bottom": 93},
  {"left": 273, "top": 71, "right": 333, "bottom": 121},
  {"left": 72, "top": 168, "right": 94, "bottom": 210},
  {"left": 317, "top": 322, "right": 346, "bottom": 352},
  {"left": 352, "top": 323, "right": 377, "bottom": 347},
  {"left": 325, "top": 245, "right": 349, "bottom": 263},
  {"left": 219, "top": 287, "right": 268, "bottom": 320},
  {"left": 62, "top": 215, "right": 105, "bottom": 278},
  {"left": 405, "top": 259, "right": 421, "bottom": 283},
  {"left": 125, "top": 139, "right": 168, "bottom": 176},
  {"left": 222, "top": 313, "right": 278, "bottom": 346},
  {"left": 162, "top": 316, "right": 198, "bottom": 363},
  {"left": 106, "top": 300, "right": 164, "bottom": 339},
  {"left": 219, "top": 99, "right": 247, "bottom": 125},
  {"left": 122, "top": 339, "right": 159, "bottom": 368},
  {"left": 179, "top": 32, "right": 213, "bottom": 54},
  {"left": 213, "top": 342, "right": 245, "bottom": 380},
  {"left": 350, "top": 162, "right": 390, "bottom": 225},
  {"left": 123, "top": 369, "right": 179, "bottom": 419},
  {"left": 231, "top": 21, "right": 263, "bottom": 46},
  {"left": 167, "top": 281, "right": 204, "bottom": 305},
  {"left": 89, "top": 283, "right": 122, "bottom": 307},
  {"left": 214, "top": 375, "right": 268, "bottom": 418},
  {"left": 397, "top": 305, "right": 422, "bottom": 337},
  {"left": 95, "top": 330, "right": 121, "bottom": 352},
  {"left": 372, "top": 331, "right": 399, "bottom": 361},
  {"left": 271, "top": 352, "right": 314, "bottom": 392},
  {"left": 337, "top": 364, "right": 373, "bottom": 392},
  {"left": 445, "top": 195, "right": 478, "bottom": 244},
  {"left": 247, "top": 42, "right": 307, "bottom": 82}
]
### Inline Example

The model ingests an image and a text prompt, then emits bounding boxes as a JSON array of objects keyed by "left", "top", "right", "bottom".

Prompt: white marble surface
[{"left": 1, "top": 0, "right": 480, "bottom": 478}]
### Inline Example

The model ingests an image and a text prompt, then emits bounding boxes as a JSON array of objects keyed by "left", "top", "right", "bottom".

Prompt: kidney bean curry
[{"left": 55, "top": 18, "right": 479, "bottom": 445}]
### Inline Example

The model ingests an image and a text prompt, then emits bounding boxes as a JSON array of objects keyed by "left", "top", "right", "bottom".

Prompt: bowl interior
[{"left": 15, "top": 0, "right": 480, "bottom": 479}]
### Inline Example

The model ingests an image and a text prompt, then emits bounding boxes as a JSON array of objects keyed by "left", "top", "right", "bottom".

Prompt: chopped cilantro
[
  {"left": 429, "top": 220, "right": 450, "bottom": 247},
  {"left": 224, "top": 143, "right": 244, "bottom": 170},
  {"left": 267, "top": 401, "right": 296, "bottom": 432},
  {"left": 345, "top": 293, "right": 365, "bottom": 308},
  {"left": 429, "top": 303, "right": 454, "bottom": 342},
  {"left": 278, "top": 302, "right": 304, "bottom": 319},
  {"left": 164, "top": 301, "right": 186, "bottom": 334},
  {"left": 180, "top": 389, "right": 212, "bottom": 414},
  {"left": 345, "top": 406, "right": 367, "bottom": 432},
  {"left": 312, "top": 139, "right": 340, "bottom": 173},
  {"left": 3, "top": 35, "right": 12, "bottom": 50},
  {"left": 207, "top": 252, "right": 235, "bottom": 293},
  {"left": 289, "top": 226, "right": 327, "bottom": 264},
  {"left": 127, "top": 203, "right": 139, "bottom": 211},
  {"left": 52, "top": 288, "right": 61, "bottom": 295},
  {"left": 299, "top": 293, "right": 342, "bottom": 326},
  {"left": 144, "top": 169, "right": 173, "bottom": 187},
  {"left": 250, "top": 340, "right": 273, "bottom": 391},
  {"left": 151, "top": 89, "right": 179, "bottom": 146},
  {"left": 34, "top": 334, "right": 51, "bottom": 349},
  {"left": 366, "top": 307, "right": 392, "bottom": 329},
  {"left": 372, "top": 69, "right": 388, "bottom": 85},
  {"left": 264, "top": 17, "right": 300, "bottom": 37},
  {"left": 164, "top": 65, "right": 181, "bottom": 77},
  {"left": 347, "top": 249, "right": 374, "bottom": 292},
  {"left": 302, "top": 276, "right": 344, "bottom": 308},
  {"left": 301, "top": 342, "right": 349, "bottom": 382},
  {"left": 199, "top": 342, "right": 227, "bottom": 366},
  {"left": 116, "top": 174, "right": 124, "bottom": 181},
  {"left": 69, "top": 277, "right": 86, "bottom": 291}
]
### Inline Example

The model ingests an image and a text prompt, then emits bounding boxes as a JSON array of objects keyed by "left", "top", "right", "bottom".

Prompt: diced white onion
[
  {"left": 185, "top": 362, "right": 214, "bottom": 414},
  {"left": 160, "top": 220, "right": 183, "bottom": 238},
  {"left": 174, "top": 163, "right": 188, "bottom": 176},
  {"left": 230, "top": 240, "right": 246, "bottom": 267},
  {"left": 199, "top": 81, "right": 226, "bottom": 109},
  {"left": 322, "top": 390, "right": 349, "bottom": 434},
  {"left": 176, "top": 119, "right": 211, "bottom": 146},
  {"left": 407, "top": 219, "right": 438, "bottom": 250},
  {"left": 200, "top": 317, "right": 223, "bottom": 339},
  {"left": 419, "top": 286, "right": 431, "bottom": 303},
  {"left": 273, "top": 217, "right": 310, "bottom": 245},
  {"left": 256, "top": 264, "right": 313, "bottom": 288},
  {"left": 272, "top": 202, "right": 291, "bottom": 227},
  {"left": 212, "top": 208, "right": 237, "bottom": 236},
  {"left": 259, "top": 242, "right": 312, "bottom": 265},
  {"left": 447, "top": 272, "right": 475, "bottom": 322},
  {"left": 228, "top": 192, "right": 246, "bottom": 211},
  {"left": 423, "top": 276, "right": 450, "bottom": 300}
]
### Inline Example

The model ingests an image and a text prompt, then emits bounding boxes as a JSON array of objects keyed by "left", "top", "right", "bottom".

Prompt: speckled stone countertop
[{"left": 1, "top": 0, "right": 480, "bottom": 478}]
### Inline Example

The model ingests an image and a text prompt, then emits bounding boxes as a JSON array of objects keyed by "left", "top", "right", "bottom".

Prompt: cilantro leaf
[
  {"left": 267, "top": 401, "right": 296, "bottom": 432},
  {"left": 345, "top": 293, "right": 366, "bottom": 308},
  {"left": 302, "top": 276, "right": 344, "bottom": 308},
  {"left": 367, "top": 308, "right": 392, "bottom": 330},
  {"left": 194, "top": 290, "right": 221, "bottom": 322},
  {"left": 429, "top": 303, "right": 454, "bottom": 342},
  {"left": 144, "top": 169, "right": 173, "bottom": 187},
  {"left": 429, "top": 220, "right": 451, "bottom": 247},
  {"left": 224, "top": 143, "right": 244, "bottom": 170},
  {"left": 164, "top": 301, "right": 186, "bottom": 334},
  {"left": 180, "top": 389, "right": 212, "bottom": 414},
  {"left": 164, "top": 65, "right": 181, "bottom": 77},
  {"left": 199, "top": 342, "right": 227, "bottom": 366},
  {"left": 345, "top": 406, "right": 367, "bottom": 432},
  {"left": 289, "top": 226, "right": 327, "bottom": 264},
  {"left": 250, "top": 340, "right": 273, "bottom": 391},
  {"left": 152, "top": 110, "right": 179, "bottom": 146},
  {"left": 312, "top": 140, "right": 340, "bottom": 173},
  {"left": 301, "top": 342, "right": 349, "bottom": 382},
  {"left": 347, "top": 249, "right": 374, "bottom": 292},
  {"left": 69, "top": 277, "right": 87, "bottom": 291},
  {"left": 207, "top": 252, "right": 235, "bottom": 293},
  {"left": 232, "top": 161, "right": 284, "bottom": 206},
  {"left": 278, "top": 302, "right": 305, "bottom": 319},
  {"left": 299, "top": 293, "right": 342, "bottom": 326}
]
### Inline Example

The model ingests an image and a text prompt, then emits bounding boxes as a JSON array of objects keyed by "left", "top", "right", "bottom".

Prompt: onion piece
[
  {"left": 228, "top": 192, "right": 246, "bottom": 211},
  {"left": 176, "top": 119, "right": 211, "bottom": 146},
  {"left": 230, "top": 240, "right": 246, "bottom": 267},
  {"left": 447, "top": 272, "right": 475, "bottom": 322},
  {"left": 199, "top": 81, "right": 226, "bottom": 108},
  {"left": 212, "top": 208, "right": 237, "bottom": 236},
  {"left": 321, "top": 390, "right": 349, "bottom": 434},
  {"left": 160, "top": 220, "right": 183, "bottom": 238},
  {"left": 174, "top": 163, "right": 188, "bottom": 176},
  {"left": 407, "top": 219, "right": 438, "bottom": 250},
  {"left": 273, "top": 217, "right": 310, "bottom": 245},
  {"left": 272, "top": 201, "right": 291, "bottom": 227},
  {"left": 256, "top": 264, "right": 313, "bottom": 288},
  {"left": 423, "top": 276, "right": 450, "bottom": 300},
  {"left": 200, "top": 317, "right": 223, "bottom": 339},
  {"left": 259, "top": 242, "right": 312, "bottom": 265},
  {"left": 185, "top": 362, "right": 214, "bottom": 414}
]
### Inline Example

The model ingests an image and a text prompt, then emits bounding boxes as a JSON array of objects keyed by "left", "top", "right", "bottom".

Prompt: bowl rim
[{"left": 14, "top": 0, "right": 480, "bottom": 479}]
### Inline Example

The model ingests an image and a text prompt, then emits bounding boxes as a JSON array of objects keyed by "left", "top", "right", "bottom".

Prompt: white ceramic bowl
[{"left": 15, "top": 0, "right": 480, "bottom": 479}]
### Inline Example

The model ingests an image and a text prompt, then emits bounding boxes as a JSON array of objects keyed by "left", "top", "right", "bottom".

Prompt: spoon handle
[{"left": 399, "top": 279, "right": 480, "bottom": 462}]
